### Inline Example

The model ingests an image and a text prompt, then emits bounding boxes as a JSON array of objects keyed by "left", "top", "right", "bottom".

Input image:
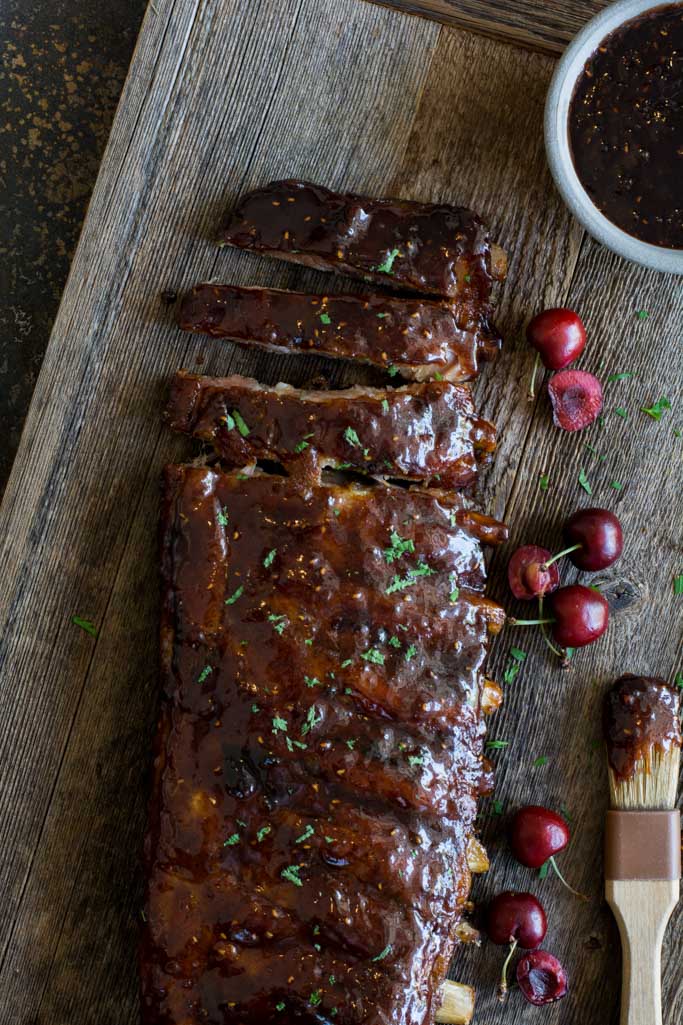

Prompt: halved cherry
[
  {"left": 508, "top": 545, "right": 560, "bottom": 601},
  {"left": 527, "top": 308, "right": 587, "bottom": 399},
  {"left": 517, "top": 950, "right": 569, "bottom": 1006},
  {"left": 548, "top": 370, "right": 603, "bottom": 431}
]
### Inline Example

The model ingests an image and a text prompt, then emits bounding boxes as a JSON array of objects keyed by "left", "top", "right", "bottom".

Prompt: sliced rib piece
[
  {"left": 177, "top": 284, "right": 501, "bottom": 383},
  {"left": 218, "top": 180, "right": 507, "bottom": 301},
  {"left": 166, "top": 372, "right": 497, "bottom": 488},
  {"left": 141, "top": 465, "right": 506, "bottom": 1025}
]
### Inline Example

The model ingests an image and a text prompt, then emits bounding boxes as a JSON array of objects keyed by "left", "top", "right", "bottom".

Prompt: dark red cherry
[
  {"left": 562, "top": 508, "right": 624, "bottom": 571},
  {"left": 510, "top": 806, "right": 569, "bottom": 869},
  {"left": 508, "top": 545, "right": 560, "bottom": 601},
  {"left": 486, "top": 891, "right": 547, "bottom": 949},
  {"left": 548, "top": 370, "right": 603, "bottom": 431},
  {"left": 517, "top": 950, "right": 569, "bottom": 1006},
  {"left": 549, "top": 584, "right": 609, "bottom": 648},
  {"left": 527, "top": 309, "right": 586, "bottom": 370}
]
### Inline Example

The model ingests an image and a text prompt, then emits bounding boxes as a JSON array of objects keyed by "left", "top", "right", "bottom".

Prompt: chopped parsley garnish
[
  {"left": 268, "top": 613, "right": 287, "bottom": 635},
  {"left": 304, "top": 675, "right": 321, "bottom": 688},
  {"left": 216, "top": 507, "right": 229, "bottom": 526},
  {"left": 256, "top": 825, "right": 271, "bottom": 842},
  {"left": 301, "top": 705, "right": 323, "bottom": 735},
  {"left": 486, "top": 740, "right": 509, "bottom": 750},
  {"left": 383, "top": 530, "right": 415, "bottom": 564},
  {"left": 232, "top": 409, "right": 250, "bottom": 437},
  {"left": 641, "top": 396, "right": 671, "bottom": 420},
  {"left": 224, "top": 833, "right": 240, "bottom": 846},
  {"left": 614, "top": 406, "right": 628, "bottom": 419},
  {"left": 578, "top": 468, "right": 592, "bottom": 495},
  {"left": 386, "top": 562, "right": 434, "bottom": 594},
  {"left": 388, "top": 636, "right": 401, "bottom": 649},
  {"left": 387, "top": 364, "right": 399, "bottom": 377},
  {"left": 510, "top": 647, "right": 527, "bottom": 661},
  {"left": 606, "top": 371, "right": 633, "bottom": 383},
  {"left": 263, "top": 548, "right": 277, "bottom": 568},
  {"left": 296, "top": 824, "right": 315, "bottom": 844},
  {"left": 225, "top": 585, "right": 244, "bottom": 605},
  {"left": 503, "top": 648, "right": 526, "bottom": 685},
  {"left": 309, "top": 990, "right": 323, "bottom": 1007},
  {"left": 376, "top": 248, "right": 400, "bottom": 274},
  {"left": 408, "top": 753, "right": 423, "bottom": 766},
  {"left": 343, "top": 426, "right": 361, "bottom": 447},
  {"left": 272, "top": 715, "right": 288, "bottom": 734},
  {"left": 538, "top": 861, "right": 550, "bottom": 879},
  {"left": 360, "top": 647, "right": 385, "bottom": 666},
  {"left": 538, "top": 473, "right": 549, "bottom": 492},
  {"left": 281, "top": 864, "right": 303, "bottom": 887},
  {"left": 381, "top": 398, "right": 390, "bottom": 414},
  {"left": 611, "top": 480, "right": 624, "bottom": 491},
  {"left": 674, "top": 575, "right": 683, "bottom": 596},
  {"left": 286, "top": 737, "right": 307, "bottom": 752},
  {"left": 635, "top": 309, "right": 649, "bottom": 320},
  {"left": 404, "top": 645, "right": 417, "bottom": 662},
  {"left": 377, "top": 312, "right": 388, "bottom": 319},
  {"left": 492, "top": 799, "right": 504, "bottom": 815},
  {"left": 449, "top": 573, "right": 460, "bottom": 603},
  {"left": 224, "top": 413, "right": 236, "bottom": 431},
  {"left": 675, "top": 674, "right": 683, "bottom": 690},
  {"left": 319, "top": 312, "right": 332, "bottom": 325},
  {"left": 72, "top": 615, "right": 97, "bottom": 637},
  {"left": 341, "top": 659, "right": 353, "bottom": 669},
  {"left": 197, "top": 665, "right": 213, "bottom": 685},
  {"left": 275, "top": 1002, "right": 286, "bottom": 1012},
  {"left": 372, "top": 944, "right": 393, "bottom": 962},
  {"left": 294, "top": 432, "right": 314, "bottom": 453},
  {"left": 433, "top": 372, "right": 444, "bottom": 381},
  {"left": 532, "top": 755, "right": 549, "bottom": 767},
  {"left": 251, "top": 704, "right": 260, "bottom": 714}
]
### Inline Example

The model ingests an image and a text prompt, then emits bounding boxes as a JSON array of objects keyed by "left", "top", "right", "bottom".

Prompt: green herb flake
[
  {"left": 510, "top": 647, "right": 527, "bottom": 662},
  {"left": 72, "top": 615, "right": 98, "bottom": 637},
  {"left": 381, "top": 398, "right": 390, "bottom": 414},
  {"left": 492, "top": 799, "right": 504, "bottom": 816},
  {"left": 294, "top": 432, "right": 315, "bottom": 453},
  {"left": 346, "top": 738, "right": 356, "bottom": 750},
  {"left": 433, "top": 372, "right": 444, "bottom": 381},
  {"left": 674, "top": 575, "right": 683, "bottom": 596},
  {"left": 635, "top": 309, "right": 649, "bottom": 320},
  {"left": 224, "top": 412, "right": 236, "bottom": 431},
  {"left": 272, "top": 715, "right": 288, "bottom": 734},
  {"left": 319, "top": 312, "right": 332, "bottom": 325},
  {"left": 251, "top": 704, "right": 260, "bottom": 714},
  {"left": 408, "top": 753, "right": 423, "bottom": 766},
  {"left": 197, "top": 665, "right": 213, "bottom": 685},
  {"left": 532, "top": 755, "right": 549, "bottom": 768},
  {"left": 343, "top": 426, "right": 361, "bottom": 447},
  {"left": 388, "top": 636, "right": 401, "bottom": 649},
  {"left": 225, "top": 585, "right": 244, "bottom": 605},
  {"left": 268, "top": 613, "right": 287, "bottom": 635},
  {"left": 301, "top": 705, "right": 323, "bottom": 735},
  {"left": 606, "top": 372, "right": 633, "bottom": 384},
  {"left": 578, "top": 468, "right": 592, "bottom": 495},
  {"left": 281, "top": 864, "right": 303, "bottom": 887},
  {"left": 232, "top": 409, "right": 250, "bottom": 437},
  {"left": 360, "top": 647, "right": 385, "bottom": 666},
  {"left": 224, "top": 833, "right": 240, "bottom": 847},
  {"left": 404, "top": 644, "right": 418, "bottom": 662},
  {"left": 372, "top": 944, "right": 393, "bottom": 962},
  {"left": 614, "top": 407, "right": 628, "bottom": 419},
  {"left": 538, "top": 861, "right": 550, "bottom": 879},
  {"left": 386, "top": 562, "right": 434, "bottom": 594},
  {"left": 275, "top": 1002, "right": 286, "bottom": 1012},
  {"left": 611, "top": 480, "right": 624, "bottom": 491},
  {"left": 377, "top": 312, "right": 388, "bottom": 319},
  {"left": 675, "top": 674, "right": 683, "bottom": 690},
  {"left": 216, "top": 507, "right": 229, "bottom": 527},
  {"left": 304, "top": 675, "right": 321, "bottom": 688},
  {"left": 449, "top": 573, "right": 460, "bottom": 603},
  {"left": 296, "top": 824, "right": 315, "bottom": 844},
  {"left": 376, "top": 248, "right": 400, "bottom": 274},
  {"left": 263, "top": 548, "right": 277, "bottom": 568},
  {"left": 387, "top": 364, "right": 399, "bottom": 378},
  {"left": 256, "top": 825, "right": 271, "bottom": 842},
  {"left": 538, "top": 474, "right": 549, "bottom": 492},
  {"left": 486, "top": 740, "right": 509, "bottom": 750},
  {"left": 383, "top": 530, "right": 415, "bottom": 564},
  {"left": 641, "top": 396, "right": 671, "bottom": 420},
  {"left": 341, "top": 658, "right": 353, "bottom": 668}
]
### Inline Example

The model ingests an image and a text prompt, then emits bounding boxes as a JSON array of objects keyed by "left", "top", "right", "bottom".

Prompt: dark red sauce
[
  {"left": 603, "top": 674, "right": 682, "bottom": 781},
  {"left": 569, "top": 4, "right": 683, "bottom": 249}
]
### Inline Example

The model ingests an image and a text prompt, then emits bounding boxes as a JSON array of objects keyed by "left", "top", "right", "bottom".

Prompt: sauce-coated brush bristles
[{"left": 608, "top": 745, "right": 681, "bottom": 811}]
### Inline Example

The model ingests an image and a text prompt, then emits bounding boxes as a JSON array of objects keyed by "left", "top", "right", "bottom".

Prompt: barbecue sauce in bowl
[{"left": 569, "top": 3, "right": 683, "bottom": 250}]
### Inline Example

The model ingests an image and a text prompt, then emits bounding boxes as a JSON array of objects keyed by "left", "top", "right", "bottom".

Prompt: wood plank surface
[
  {"left": 374, "top": 0, "right": 609, "bottom": 53},
  {"left": 0, "top": 1, "right": 681, "bottom": 1024}
]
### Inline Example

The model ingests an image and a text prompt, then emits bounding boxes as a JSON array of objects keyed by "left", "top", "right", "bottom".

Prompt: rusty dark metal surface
[{"left": 0, "top": 0, "right": 146, "bottom": 497}]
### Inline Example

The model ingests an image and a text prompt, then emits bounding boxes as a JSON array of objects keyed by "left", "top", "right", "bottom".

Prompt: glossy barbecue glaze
[
  {"left": 218, "top": 180, "right": 507, "bottom": 301},
  {"left": 141, "top": 465, "right": 507, "bottom": 1025},
  {"left": 603, "top": 674, "right": 682, "bottom": 782},
  {"left": 177, "top": 284, "right": 501, "bottom": 382},
  {"left": 165, "top": 373, "right": 497, "bottom": 488}
]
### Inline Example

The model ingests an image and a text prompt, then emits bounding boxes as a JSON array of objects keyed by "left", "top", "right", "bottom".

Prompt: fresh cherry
[
  {"left": 508, "top": 545, "right": 560, "bottom": 601},
  {"left": 562, "top": 507, "right": 624, "bottom": 571},
  {"left": 510, "top": 805, "right": 588, "bottom": 900},
  {"left": 517, "top": 950, "right": 569, "bottom": 1006},
  {"left": 486, "top": 891, "right": 547, "bottom": 999},
  {"left": 548, "top": 369, "right": 603, "bottom": 431},
  {"left": 526, "top": 308, "right": 586, "bottom": 399},
  {"left": 548, "top": 584, "right": 609, "bottom": 648}
]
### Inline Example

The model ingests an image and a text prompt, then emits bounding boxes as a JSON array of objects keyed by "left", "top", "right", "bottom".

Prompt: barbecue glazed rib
[
  {"left": 177, "top": 284, "right": 501, "bottom": 383},
  {"left": 141, "top": 464, "right": 507, "bottom": 1025},
  {"left": 219, "top": 180, "right": 507, "bottom": 301},
  {"left": 166, "top": 372, "right": 497, "bottom": 488}
]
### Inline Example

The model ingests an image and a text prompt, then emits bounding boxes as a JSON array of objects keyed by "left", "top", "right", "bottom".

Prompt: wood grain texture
[
  {"left": 0, "top": 1, "right": 681, "bottom": 1025},
  {"left": 371, "top": 0, "right": 609, "bottom": 53}
]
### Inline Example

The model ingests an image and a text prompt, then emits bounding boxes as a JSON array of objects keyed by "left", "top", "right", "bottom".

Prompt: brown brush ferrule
[{"left": 605, "top": 810, "right": 681, "bottom": 881}]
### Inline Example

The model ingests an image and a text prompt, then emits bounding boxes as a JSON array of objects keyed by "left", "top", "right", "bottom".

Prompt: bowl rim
[{"left": 544, "top": 0, "right": 683, "bottom": 275}]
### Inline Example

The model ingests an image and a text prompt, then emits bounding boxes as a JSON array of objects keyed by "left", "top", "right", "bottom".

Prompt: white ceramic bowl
[{"left": 545, "top": 0, "right": 683, "bottom": 274}]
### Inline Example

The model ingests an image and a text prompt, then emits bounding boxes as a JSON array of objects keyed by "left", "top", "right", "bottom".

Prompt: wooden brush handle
[{"left": 606, "top": 878, "right": 679, "bottom": 1025}]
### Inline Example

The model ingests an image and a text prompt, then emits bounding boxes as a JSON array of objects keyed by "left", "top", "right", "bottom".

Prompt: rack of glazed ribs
[{"left": 141, "top": 182, "right": 508, "bottom": 1025}]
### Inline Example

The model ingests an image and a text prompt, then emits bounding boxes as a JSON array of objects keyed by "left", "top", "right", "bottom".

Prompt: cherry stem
[
  {"left": 528, "top": 353, "right": 540, "bottom": 402},
  {"left": 498, "top": 938, "right": 518, "bottom": 1001},
  {"left": 508, "top": 617, "right": 555, "bottom": 626},
  {"left": 542, "top": 543, "right": 582, "bottom": 569},
  {"left": 537, "top": 596, "right": 567, "bottom": 660},
  {"left": 549, "top": 855, "right": 590, "bottom": 901}
]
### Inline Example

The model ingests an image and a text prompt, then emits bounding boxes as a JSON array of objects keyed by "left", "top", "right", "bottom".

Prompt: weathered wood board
[{"left": 0, "top": 1, "right": 681, "bottom": 1024}]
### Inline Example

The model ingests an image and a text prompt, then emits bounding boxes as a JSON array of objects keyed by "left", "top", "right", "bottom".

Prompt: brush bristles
[{"left": 608, "top": 745, "right": 681, "bottom": 810}]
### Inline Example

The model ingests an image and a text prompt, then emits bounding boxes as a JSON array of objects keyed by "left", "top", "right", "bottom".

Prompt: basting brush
[{"left": 603, "top": 674, "right": 681, "bottom": 1025}]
